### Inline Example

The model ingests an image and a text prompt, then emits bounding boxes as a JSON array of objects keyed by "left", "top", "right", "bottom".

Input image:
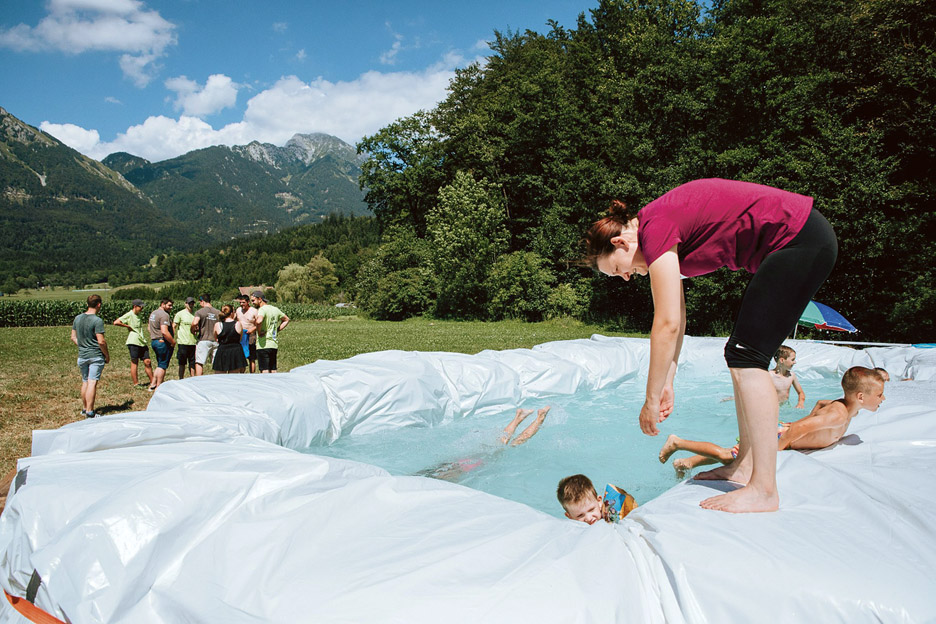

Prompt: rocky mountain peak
[{"left": 283, "top": 133, "right": 362, "bottom": 165}]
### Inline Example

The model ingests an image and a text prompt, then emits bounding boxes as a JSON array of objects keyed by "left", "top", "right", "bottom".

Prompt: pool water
[{"left": 308, "top": 374, "right": 845, "bottom": 518}]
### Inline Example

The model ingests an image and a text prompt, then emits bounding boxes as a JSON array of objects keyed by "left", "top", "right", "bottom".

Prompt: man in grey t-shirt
[
  {"left": 191, "top": 294, "right": 221, "bottom": 375},
  {"left": 148, "top": 298, "right": 176, "bottom": 390},
  {"left": 70, "top": 294, "right": 109, "bottom": 418}
]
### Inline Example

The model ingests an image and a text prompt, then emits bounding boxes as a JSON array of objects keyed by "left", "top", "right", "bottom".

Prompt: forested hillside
[
  {"left": 354, "top": 0, "right": 935, "bottom": 342},
  {"left": 0, "top": 110, "right": 371, "bottom": 292},
  {"left": 107, "top": 133, "right": 369, "bottom": 240},
  {"left": 114, "top": 214, "right": 379, "bottom": 304},
  {"left": 0, "top": 107, "right": 199, "bottom": 291}
]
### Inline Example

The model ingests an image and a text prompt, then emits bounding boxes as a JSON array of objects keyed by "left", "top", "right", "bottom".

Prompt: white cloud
[
  {"left": 165, "top": 74, "right": 239, "bottom": 117},
  {"left": 295, "top": 48, "right": 306, "bottom": 61},
  {"left": 380, "top": 34, "right": 403, "bottom": 66},
  {"left": 39, "top": 122, "right": 101, "bottom": 155},
  {"left": 42, "top": 54, "right": 478, "bottom": 162},
  {"left": 104, "top": 96, "right": 122, "bottom": 104},
  {"left": 0, "top": 0, "right": 176, "bottom": 87},
  {"left": 272, "top": 22, "right": 288, "bottom": 33}
]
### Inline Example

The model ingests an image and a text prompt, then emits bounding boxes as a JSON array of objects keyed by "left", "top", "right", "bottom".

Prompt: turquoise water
[{"left": 308, "top": 375, "right": 845, "bottom": 518}]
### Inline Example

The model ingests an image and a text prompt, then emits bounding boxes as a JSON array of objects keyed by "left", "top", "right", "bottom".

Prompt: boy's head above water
[
  {"left": 774, "top": 345, "right": 796, "bottom": 369},
  {"left": 557, "top": 474, "right": 603, "bottom": 524},
  {"left": 842, "top": 366, "right": 886, "bottom": 411}
]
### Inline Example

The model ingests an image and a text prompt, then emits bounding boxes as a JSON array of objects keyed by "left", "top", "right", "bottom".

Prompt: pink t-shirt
[{"left": 637, "top": 179, "right": 812, "bottom": 277}]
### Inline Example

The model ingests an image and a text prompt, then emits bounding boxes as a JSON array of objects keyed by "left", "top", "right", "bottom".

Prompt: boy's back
[
  {"left": 780, "top": 399, "right": 851, "bottom": 450},
  {"left": 778, "top": 367, "right": 885, "bottom": 451}
]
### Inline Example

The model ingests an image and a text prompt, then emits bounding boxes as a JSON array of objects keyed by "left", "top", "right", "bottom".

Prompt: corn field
[{"left": 0, "top": 300, "right": 356, "bottom": 327}]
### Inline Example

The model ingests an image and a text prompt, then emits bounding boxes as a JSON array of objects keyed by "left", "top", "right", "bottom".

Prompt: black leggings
[{"left": 724, "top": 208, "right": 838, "bottom": 369}]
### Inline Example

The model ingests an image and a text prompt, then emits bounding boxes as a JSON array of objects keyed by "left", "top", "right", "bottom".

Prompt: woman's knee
[{"left": 724, "top": 337, "right": 771, "bottom": 370}]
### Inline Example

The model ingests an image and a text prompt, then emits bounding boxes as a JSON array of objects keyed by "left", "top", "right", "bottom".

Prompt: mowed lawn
[{"left": 0, "top": 316, "right": 637, "bottom": 478}]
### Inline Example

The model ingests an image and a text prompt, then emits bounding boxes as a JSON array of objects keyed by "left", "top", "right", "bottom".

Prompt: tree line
[{"left": 351, "top": 0, "right": 935, "bottom": 342}]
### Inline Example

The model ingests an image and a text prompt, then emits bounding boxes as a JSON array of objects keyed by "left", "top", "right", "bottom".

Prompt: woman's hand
[
  {"left": 639, "top": 401, "right": 661, "bottom": 436},
  {"left": 640, "top": 386, "right": 675, "bottom": 436},
  {"left": 659, "top": 385, "right": 675, "bottom": 420}
]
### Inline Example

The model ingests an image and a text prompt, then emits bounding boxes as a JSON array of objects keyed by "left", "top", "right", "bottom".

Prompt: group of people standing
[{"left": 71, "top": 290, "right": 290, "bottom": 418}]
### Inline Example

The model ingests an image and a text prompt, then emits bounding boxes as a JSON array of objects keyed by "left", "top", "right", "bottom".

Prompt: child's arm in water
[{"left": 792, "top": 372, "right": 806, "bottom": 408}]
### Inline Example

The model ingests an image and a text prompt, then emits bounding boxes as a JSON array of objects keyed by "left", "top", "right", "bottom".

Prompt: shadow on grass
[{"left": 94, "top": 399, "right": 135, "bottom": 416}]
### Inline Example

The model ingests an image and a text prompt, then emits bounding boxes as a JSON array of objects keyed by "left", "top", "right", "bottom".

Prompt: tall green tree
[{"left": 427, "top": 171, "right": 509, "bottom": 318}]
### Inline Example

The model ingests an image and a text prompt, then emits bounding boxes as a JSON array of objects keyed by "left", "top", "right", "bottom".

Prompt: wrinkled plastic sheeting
[
  {"left": 903, "top": 347, "right": 936, "bottom": 381},
  {"left": 31, "top": 407, "right": 279, "bottom": 456},
  {"left": 629, "top": 404, "right": 936, "bottom": 622},
  {"left": 4, "top": 336, "right": 936, "bottom": 623},
  {"left": 1, "top": 443, "right": 676, "bottom": 624},
  {"left": 147, "top": 373, "right": 332, "bottom": 447}
]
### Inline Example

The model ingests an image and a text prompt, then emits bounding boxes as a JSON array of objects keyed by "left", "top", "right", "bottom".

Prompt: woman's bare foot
[
  {"left": 501, "top": 408, "right": 533, "bottom": 444},
  {"left": 673, "top": 458, "right": 692, "bottom": 477},
  {"left": 658, "top": 434, "right": 681, "bottom": 463},
  {"left": 694, "top": 462, "right": 751, "bottom": 485},
  {"left": 700, "top": 484, "right": 779, "bottom": 513}
]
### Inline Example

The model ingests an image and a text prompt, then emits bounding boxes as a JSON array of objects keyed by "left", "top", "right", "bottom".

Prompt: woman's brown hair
[
  {"left": 584, "top": 200, "right": 634, "bottom": 268},
  {"left": 219, "top": 304, "right": 234, "bottom": 320}
]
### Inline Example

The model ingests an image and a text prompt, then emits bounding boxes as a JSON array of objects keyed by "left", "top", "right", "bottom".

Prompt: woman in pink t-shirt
[{"left": 585, "top": 179, "right": 837, "bottom": 513}]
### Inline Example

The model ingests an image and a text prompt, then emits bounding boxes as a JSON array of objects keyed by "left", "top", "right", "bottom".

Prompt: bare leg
[
  {"left": 674, "top": 455, "right": 719, "bottom": 477},
  {"left": 501, "top": 408, "right": 534, "bottom": 444},
  {"left": 130, "top": 359, "right": 139, "bottom": 385},
  {"left": 510, "top": 406, "right": 550, "bottom": 446},
  {"left": 697, "top": 369, "right": 749, "bottom": 482},
  {"left": 143, "top": 359, "right": 154, "bottom": 385},
  {"left": 700, "top": 368, "right": 780, "bottom": 513},
  {"left": 194, "top": 363, "right": 204, "bottom": 376},
  {"left": 153, "top": 367, "right": 166, "bottom": 388},
  {"left": 659, "top": 434, "right": 733, "bottom": 464},
  {"left": 83, "top": 379, "right": 99, "bottom": 413}
]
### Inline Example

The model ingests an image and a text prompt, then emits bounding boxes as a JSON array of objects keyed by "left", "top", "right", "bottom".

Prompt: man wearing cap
[
  {"left": 148, "top": 298, "right": 176, "bottom": 390},
  {"left": 236, "top": 294, "right": 260, "bottom": 373},
  {"left": 191, "top": 294, "right": 221, "bottom": 376},
  {"left": 251, "top": 290, "right": 290, "bottom": 373},
  {"left": 113, "top": 299, "right": 155, "bottom": 388},
  {"left": 173, "top": 296, "right": 198, "bottom": 379}
]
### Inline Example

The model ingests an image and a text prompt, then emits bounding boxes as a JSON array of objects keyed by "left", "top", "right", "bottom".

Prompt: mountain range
[{"left": 0, "top": 106, "right": 370, "bottom": 288}]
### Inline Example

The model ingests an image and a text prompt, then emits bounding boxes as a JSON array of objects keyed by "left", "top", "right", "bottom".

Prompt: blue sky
[{"left": 1, "top": 0, "right": 595, "bottom": 162}]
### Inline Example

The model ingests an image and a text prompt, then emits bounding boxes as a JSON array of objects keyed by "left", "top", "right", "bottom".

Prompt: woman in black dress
[{"left": 212, "top": 304, "right": 248, "bottom": 374}]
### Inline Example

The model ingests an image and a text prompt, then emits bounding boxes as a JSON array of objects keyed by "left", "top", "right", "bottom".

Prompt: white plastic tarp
[{"left": 2, "top": 336, "right": 935, "bottom": 623}]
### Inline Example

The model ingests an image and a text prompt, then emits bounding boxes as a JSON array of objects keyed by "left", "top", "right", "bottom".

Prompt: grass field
[
  {"left": 0, "top": 316, "right": 638, "bottom": 483},
  {"left": 3, "top": 282, "right": 178, "bottom": 302}
]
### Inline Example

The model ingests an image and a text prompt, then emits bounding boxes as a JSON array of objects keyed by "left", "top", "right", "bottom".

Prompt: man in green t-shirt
[
  {"left": 113, "top": 298, "right": 155, "bottom": 388},
  {"left": 173, "top": 296, "right": 198, "bottom": 379},
  {"left": 251, "top": 290, "right": 290, "bottom": 373},
  {"left": 70, "top": 294, "right": 110, "bottom": 418}
]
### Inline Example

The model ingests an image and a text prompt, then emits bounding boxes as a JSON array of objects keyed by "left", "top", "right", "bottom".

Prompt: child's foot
[
  {"left": 673, "top": 458, "right": 692, "bottom": 477},
  {"left": 658, "top": 434, "right": 681, "bottom": 463},
  {"left": 694, "top": 462, "right": 751, "bottom": 485},
  {"left": 700, "top": 484, "right": 778, "bottom": 513},
  {"left": 500, "top": 408, "right": 534, "bottom": 444}
]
